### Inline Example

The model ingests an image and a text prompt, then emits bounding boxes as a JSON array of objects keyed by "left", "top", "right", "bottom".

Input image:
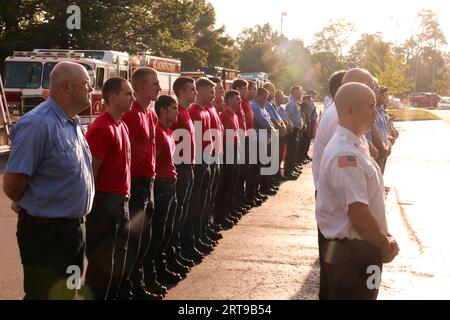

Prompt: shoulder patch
[{"left": 338, "top": 155, "right": 357, "bottom": 168}]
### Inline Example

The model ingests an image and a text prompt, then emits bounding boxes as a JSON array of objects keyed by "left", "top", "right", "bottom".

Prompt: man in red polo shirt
[
  {"left": 205, "top": 77, "right": 224, "bottom": 246},
  {"left": 169, "top": 77, "right": 198, "bottom": 272},
  {"left": 148, "top": 95, "right": 183, "bottom": 288},
  {"left": 216, "top": 90, "right": 242, "bottom": 229},
  {"left": 121, "top": 67, "right": 164, "bottom": 300},
  {"left": 85, "top": 77, "right": 133, "bottom": 300},
  {"left": 232, "top": 79, "right": 257, "bottom": 211},
  {"left": 182, "top": 77, "right": 215, "bottom": 262}
]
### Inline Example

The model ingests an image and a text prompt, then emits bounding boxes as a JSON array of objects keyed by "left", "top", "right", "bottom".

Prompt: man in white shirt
[
  {"left": 316, "top": 82, "right": 399, "bottom": 299},
  {"left": 312, "top": 70, "right": 346, "bottom": 189}
]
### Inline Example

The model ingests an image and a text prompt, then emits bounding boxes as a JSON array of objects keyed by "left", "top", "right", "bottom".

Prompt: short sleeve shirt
[
  {"left": 171, "top": 105, "right": 196, "bottom": 164},
  {"left": 312, "top": 102, "right": 338, "bottom": 189},
  {"left": 122, "top": 101, "right": 157, "bottom": 178},
  {"left": 5, "top": 98, "right": 94, "bottom": 218},
  {"left": 86, "top": 112, "right": 131, "bottom": 195},
  {"left": 315, "top": 126, "right": 388, "bottom": 240},
  {"left": 189, "top": 104, "right": 212, "bottom": 152},
  {"left": 155, "top": 123, "right": 177, "bottom": 179},
  {"left": 220, "top": 109, "right": 240, "bottom": 146},
  {"left": 241, "top": 98, "right": 254, "bottom": 130},
  {"left": 285, "top": 98, "right": 302, "bottom": 128},
  {"left": 206, "top": 105, "right": 224, "bottom": 155}
]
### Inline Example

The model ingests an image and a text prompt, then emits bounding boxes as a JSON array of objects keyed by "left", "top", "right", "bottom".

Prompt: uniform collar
[
  {"left": 336, "top": 125, "right": 365, "bottom": 149},
  {"left": 48, "top": 97, "right": 79, "bottom": 126}
]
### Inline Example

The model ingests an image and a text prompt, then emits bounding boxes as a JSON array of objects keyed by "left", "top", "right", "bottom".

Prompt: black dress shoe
[
  {"left": 230, "top": 209, "right": 243, "bottom": 218},
  {"left": 170, "top": 254, "right": 191, "bottom": 271},
  {"left": 201, "top": 234, "right": 218, "bottom": 247},
  {"left": 133, "top": 286, "right": 164, "bottom": 300},
  {"left": 168, "top": 259, "right": 190, "bottom": 277},
  {"left": 211, "top": 223, "right": 223, "bottom": 232},
  {"left": 157, "top": 268, "right": 183, "bottom": 285},
  {"left": 195, "top": 240, "right": 214, "bottom": 254},
  {"left": 217, "top": 218, "right": 234, "bottom": 230},
  {"left": 182, "top": 248, "right": 204, "bottom": 263},
  {"left": 206, "top": 228, "right": 223, "bottom": 241},
  {"left": 177, "top": 253, "right": 195, "bottom": 268},
  {"left": 225, "top": 213, "right": 239, "bottom": 224},
  {"left": 261, "top": 188, "right": 277, "bottom": 196},
  {"left": 285, "top": 174, "right": 298, "bottom": 180},
  {"left": 145, "top": 279, "right": 168, "bottom": 295},
  {"left": 256, "top": 193, "right": 268, "bottom": 201}
]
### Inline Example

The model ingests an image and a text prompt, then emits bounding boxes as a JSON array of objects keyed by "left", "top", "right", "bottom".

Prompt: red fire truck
[
  {"left": 129, "top": 53, "right": 181, "bottom": 97},
  {"left": 181, "top": 66, "right": 240, "bottom": 91},
  {"left": 3, "top": 49, "right": 129, "bottom": 125},
  {"left": 0, "top": 73, "right": 12, "bottom": 154},
  {"left": 3, "top": 50, "right": 181, "bottom": 126}
]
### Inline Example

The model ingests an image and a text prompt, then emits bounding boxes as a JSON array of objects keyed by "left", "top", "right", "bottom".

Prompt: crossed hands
[{"left": 380, "top": 234, "right": 399, "bottom": 263}]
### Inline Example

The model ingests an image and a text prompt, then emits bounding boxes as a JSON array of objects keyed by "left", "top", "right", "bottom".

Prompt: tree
[
  {"left": 310, "top": 19, "right": 354, "bottom": 64},
  {"left": 272, "top": 39, "right": 316, "bottom": 93},
  {"left": 237, "top": 23, "right": 283, "bottom": 74},
  {"left": 0, "top": 0, "right": 236, "bottom": 71},
  {"left": 309, "top": 19, "right": 354, "bottom": 97},
  {"left": 347, "top": 33, "right": 383, "bottom": 68},
  {"left": 374, "top": 51, "right": 414, "bottom": 95},
  {"left": 362, "top": 39, "right": 391, "bottom": 76},
  {"left": 406, "top": 9, "right": 448, "bottom": 93}
]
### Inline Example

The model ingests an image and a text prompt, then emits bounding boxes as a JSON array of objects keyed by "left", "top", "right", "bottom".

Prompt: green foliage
[
  {"left": 0, "top": 3, "right": 449, "bottom": 96},
  {"left": 0, "top": 0, "right": 237, "bottom": 71},
  {"left": 374, "top": 51, "right": 414, "bottom": 94}
]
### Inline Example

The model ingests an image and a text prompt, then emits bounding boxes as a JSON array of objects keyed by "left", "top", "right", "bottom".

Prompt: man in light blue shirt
[
  {"left": 251, "top": 93, "right": 273, "bottom": 131},
  {"left": 249, "top": 88, "right": 275, "bottom": 199},
  {"left": 3, "top": 61, "right": 94, "bottom": 299},
  {"left": 284, "top": 86, "right": 303, "bottom": 178}
]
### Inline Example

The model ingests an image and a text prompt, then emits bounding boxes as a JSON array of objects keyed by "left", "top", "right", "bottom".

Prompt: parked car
[
  {"left": 437, "top": 97, "right": 450, "bottom": 110},
  {"left": 388, "top": 95, "right": 401, "bottom": 109},
  {"left": 409, "top": 92, "right": 441, "bottom": 108}
]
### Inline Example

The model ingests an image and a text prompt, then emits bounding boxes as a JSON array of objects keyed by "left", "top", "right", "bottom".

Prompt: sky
[{"left": 208, "top": 0, "right": 450, "bottom": 50}]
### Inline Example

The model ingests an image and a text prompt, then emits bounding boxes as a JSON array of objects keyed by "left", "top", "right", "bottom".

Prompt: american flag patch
[{"left": 338, "top": 156, "right": 357, "bottom": 168}]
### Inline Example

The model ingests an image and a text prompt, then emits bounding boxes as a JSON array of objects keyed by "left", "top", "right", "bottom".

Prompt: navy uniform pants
[
  {"left": 123, "top": 177, "right": 154, "bottom": 293},
  {"left": 17, "top": 209, "right": 85, "bottom": 300},
  {"left": 85, "top": 192, "right": 130, "bottom": 300},
  {"left": 321, "top": 238, "right": 382, "bottom": 300}
]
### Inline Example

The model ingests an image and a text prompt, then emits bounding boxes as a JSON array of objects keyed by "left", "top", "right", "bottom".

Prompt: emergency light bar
[{"left": 13, "top": 51, "right": 84, "bottom": 58}]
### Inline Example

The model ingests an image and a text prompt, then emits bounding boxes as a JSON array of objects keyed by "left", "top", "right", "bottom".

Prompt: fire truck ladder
[{"left": 0, "top": 74, "right": 12, "bottom": 154}]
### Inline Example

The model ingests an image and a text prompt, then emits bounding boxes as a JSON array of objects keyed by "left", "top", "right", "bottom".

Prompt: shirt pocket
[{"left": 53, "top": 137, "right": 78, "bottom": 173}]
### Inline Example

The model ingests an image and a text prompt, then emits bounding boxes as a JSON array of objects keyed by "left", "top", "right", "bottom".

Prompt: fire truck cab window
[
  {"left": 42, "top": 62, "right": 57, "bottom": 89},
  {"left": 96, "top": 67, "right": 105, "bottom": 89},
  {"left": 119, "top": 70, "right": 128, "bottom": 79},
  {"left": 4, "top": 62, "right": 42, "bottom": 89}
]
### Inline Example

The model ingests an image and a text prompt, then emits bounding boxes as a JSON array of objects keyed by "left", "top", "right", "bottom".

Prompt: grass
[{"left": 387, "top": 109, "right": 440, "bottom": 121}]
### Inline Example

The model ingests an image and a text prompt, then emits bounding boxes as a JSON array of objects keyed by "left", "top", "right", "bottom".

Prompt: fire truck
[
  {"left": 181, "top": 66, "right": 240, "bottom": 91},
  {"left": 129, "top": 53, "right": 181, "bottom": 97},
  {"left": 3, "top": 50, "right": 181, "bottom": 126},
  {"left": 240, "top": 72, "right": 270, "bottom": 88},
  {"left": 3, "top": 49, "right": 129, "bottom": 125},
  {"left": 0, "top": 73, "right": 12, "bottom": 154}
]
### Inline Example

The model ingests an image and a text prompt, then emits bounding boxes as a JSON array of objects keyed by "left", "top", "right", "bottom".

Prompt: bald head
[
  {"left": 49, "top": 61, "right": 92, "bottom": 117},
  {"left": 342, "top": 68, "right": 374, "bottom": 90},
  {"left": 50, "top": 61, "right": 88, "bottom": 92},
  {"left": 334, "top": 82, "right": 376, "bottom": 136}
]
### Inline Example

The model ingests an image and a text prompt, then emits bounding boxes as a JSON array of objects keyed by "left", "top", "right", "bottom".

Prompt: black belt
[
  {"left": 19, "top": 209, "right": 85, "bottom": 225},
  {"left": 323, "top": 238, "right": 380, "bottom": 265}
]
